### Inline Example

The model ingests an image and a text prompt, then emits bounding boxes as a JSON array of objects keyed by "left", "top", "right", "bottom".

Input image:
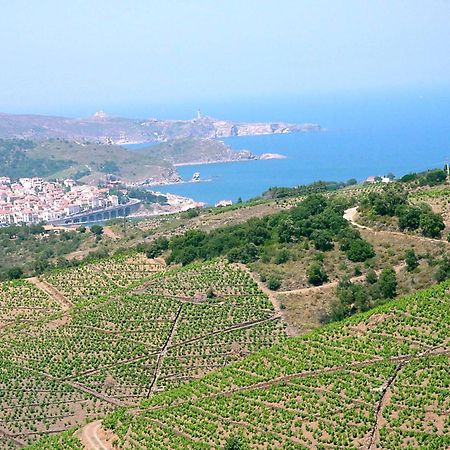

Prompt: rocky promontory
[{"left": 0, "top": 112, "right": 321, "bottom": 144}]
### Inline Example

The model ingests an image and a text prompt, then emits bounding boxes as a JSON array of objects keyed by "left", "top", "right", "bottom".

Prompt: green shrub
[{"left": 308, "top": 263, "right": 328, "bottom": 286}]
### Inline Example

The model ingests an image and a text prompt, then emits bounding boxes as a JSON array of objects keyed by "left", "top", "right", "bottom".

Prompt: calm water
[{"left": 148, "top": 90, "right": 450, "bottom": 205}]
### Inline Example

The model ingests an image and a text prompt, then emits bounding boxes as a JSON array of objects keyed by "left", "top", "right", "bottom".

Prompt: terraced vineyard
[
  {"left": 32, "top": 280, "right": 450, "bottom": 449},
  {"left": 0, "top": 280, "right": 63, "bottom": 329},
  {"left": 0, "top": 256, "right": 285, "bottom": 448},
  {"left": 41, "top": 253, "right": 165, "bottom": 306}
]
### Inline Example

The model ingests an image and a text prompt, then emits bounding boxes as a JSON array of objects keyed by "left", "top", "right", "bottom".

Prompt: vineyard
[
  {"left": 32, "top": 279, "right": 449, "bottom": 449},
  {"left": 0, "top": 256, "right": 285, "bottom": 448}
]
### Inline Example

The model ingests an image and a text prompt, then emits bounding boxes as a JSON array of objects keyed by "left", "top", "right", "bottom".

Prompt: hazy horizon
[{"left": 1, "top": 1, "right": 449, "bottom": 117}]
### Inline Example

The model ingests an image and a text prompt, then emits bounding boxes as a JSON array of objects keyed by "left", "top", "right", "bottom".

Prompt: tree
[
  {"left": 419, "top": 212, "right": 445, "bottom": 238},
  {"left": 7, "top": 267, "right": 23, "bottom": 280},
  {"left": 435, "top": 258, "right": 450, "bottom": 282},
  {"left": 177, "top": 246, "right": 197, "bottom": 266},
  {"left": 378, "top": 267, "right": 397, "bottom": 299},
  {"left": 425, "top": 169, "right": 447, "bottom": 185},
  {"left": 386, "top": 172, "right": 396, "bottom": 180},
  {"left": 397, "top": 206, "right": 421, "bottom": 231},
  {"left": 227, "top": 243, "right": 258, "bottom": 264},
  {"left": 346, "top": 239, "right": 375, "bottom": 262},
  {"left": 311, "top": 230, "right": 334, "bottom": 251},
  {"left": 308, "top": 263, "right": 328, "bottom": 286},
  {"left": 277, "top": 217, "right": 295, "bottom": 243},
  {"left": 90, "top": 225, "right": 104, "bottom": 236},
  {"left": 362, "top": 186, "right": 407, "bottom": 216},
  {"left": 400, "top": 172, "right": 418, "bottom": 183},
  {"left": 405, "top": 249, "right": 419, "bottom": 272},
  {"left": 146, "top": 238, "right": 169, "bottom": 259}
]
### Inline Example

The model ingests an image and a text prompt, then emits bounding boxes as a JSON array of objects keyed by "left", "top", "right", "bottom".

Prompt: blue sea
[{"left": 129, "top": 89, "right": 450, "bottom": 205}]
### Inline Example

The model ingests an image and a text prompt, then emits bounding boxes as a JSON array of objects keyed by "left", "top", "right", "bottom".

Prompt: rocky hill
[{"left": 0, "top": 111, "right": 321, "bottom": 144}]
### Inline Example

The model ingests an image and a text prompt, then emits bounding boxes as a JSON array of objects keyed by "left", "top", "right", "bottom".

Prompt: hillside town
[{"left": 0, "top": 176, "right": 119, "bottom": 225}]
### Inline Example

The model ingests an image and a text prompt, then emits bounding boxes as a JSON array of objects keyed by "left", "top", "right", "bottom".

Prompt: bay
[{"left": 149, "top": 89, "right": 450, "bottom": 205}]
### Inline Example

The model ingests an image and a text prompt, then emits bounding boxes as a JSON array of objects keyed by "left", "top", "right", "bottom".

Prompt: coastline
[
  {"left": 144, "top": 178, "right": 212, "bottom": 187},
  {"left": 173, "top": 153, "right": 286, "bottom": 167},
  {"left": 173, "top": 158, "right": 256, "bottom": 167}
]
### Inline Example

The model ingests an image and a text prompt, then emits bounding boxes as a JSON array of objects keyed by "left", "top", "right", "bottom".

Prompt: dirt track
[{"left": 78, "top": 420, "right": 112, "bottom": 450}]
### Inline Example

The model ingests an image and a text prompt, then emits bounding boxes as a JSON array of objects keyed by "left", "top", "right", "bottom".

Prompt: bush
[
  {"left": 405, "top": 249, "right": 419, "bottom": 272},
  {"left": 346, "top": 239, "right": 375, "bottom": 262},
  {"left": 424, "top": 169, "right": 447, "bottom": 185},
  {"left": 308, "top": 263, "right": 328, "bottom": 286},
  {"left": 365, "top": 269, "right": 378, "bottom": 284},
  {"left": 90, "top": 225, "right": 104, "bottom": 236},
  {"left": 378, "top": 267, "right": 397, "bottom": 299},
  {"left": 7, "top": 267, "right": 23, "bottom": 280},
  {"left": 267, "top": 277, "right": 282, "bottom": 291},
  {"left": 435, "top": 258, "right": 450, "bottom": 282},
  {"left": 146, "top": 237, "right": 169, "bottom": 259},
  {"left": 274, "top": 249, "right": 289, "bottom": 264},
  {"left": 311, "top": 230, "right": 334, "bottom": 251},
  {"left": 397, "top": 206, "right": 421, "bottom": 231},
  {"left": 419, "top": 212, "right": 445, "bottom": 238}
]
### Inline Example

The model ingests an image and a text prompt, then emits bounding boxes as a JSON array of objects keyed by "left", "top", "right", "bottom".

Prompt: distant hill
[
  {"left": 0, "top": 138, "right": 259, "bottom": 184},
  {"left": 0, "top": 139, "right": 72, "bottom": 179},
  {"left": 29, "top": 140, "right": 175, "bottom": 184},
  {"left": 0, "top": 111, "right": 321, "bottom": 144}
]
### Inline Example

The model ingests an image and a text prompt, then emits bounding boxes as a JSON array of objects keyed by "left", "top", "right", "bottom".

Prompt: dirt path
[
  {"left": 366, "top": 362, "right": 404, "bottom": 450},
  {"left": 146, "top": 304, "right": 184, "bottom": 397},
  {"left": 28, "top": 277, "right": 74, "bottom": 309},
  {"left": 344, "top": 207, "right": 450, "bottom": 246},
  {"left": 277, "top": 263, "right": 405, "bottom": 297},
  {"left": 103, "top": 226, "right": 121, "bottom": 240},
  {"left": 66, "top": 381, "right": 124, "bottom": 407},
  {"left": 344, "top": 207, "right": 370, "bottom": 230},
  {"left": 168, "top": 315, "right": 280, "bottom": 350},
  {"left": 0, "top": 426, "right": 26, "bottom": 447},
  {"left": 78, "top": 420, "right": 113, "bottom": 450},
  {"left": 364, "top": 345, "right": 446, "bottom": 449},
  {"left": 146, "top": 346, "right": 449, "bottom": 413}
]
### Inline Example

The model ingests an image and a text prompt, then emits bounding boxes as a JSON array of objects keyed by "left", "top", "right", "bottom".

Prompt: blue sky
[{"left": 1, "top": 1, "right": 449, "bottom": 117}]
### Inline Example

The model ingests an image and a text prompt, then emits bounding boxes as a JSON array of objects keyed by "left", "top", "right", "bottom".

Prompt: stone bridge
[{"left": 49, "top": 199, "right": 141, "bottom": 225}]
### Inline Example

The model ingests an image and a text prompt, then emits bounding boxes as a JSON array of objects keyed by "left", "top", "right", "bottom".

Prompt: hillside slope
[
  {"left": 139, "top": 138, "right": 255, "bottom": 165},
  {"left": 29, "top": 140, "right": 174, "bottom": 184},
  {"left": 0, "top": 139, "right": 72, "bottom": 179},
  {"left": 0, "top": 257, "right": 286, "bottom": 449},
  {"left": 29, "top": 280, "right": 450, "bottom": 449},
  {"left": 1, "top": 138, "right": 258, "bottom": 184}
]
